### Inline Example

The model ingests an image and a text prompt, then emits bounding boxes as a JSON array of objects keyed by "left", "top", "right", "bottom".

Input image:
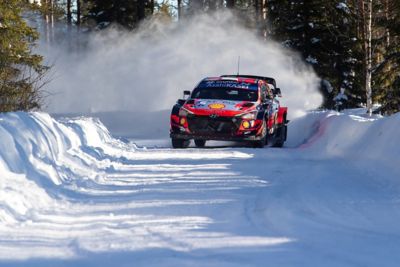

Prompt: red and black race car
[{"left": 170, "top": 75, "right": 288, "bottom": 148}]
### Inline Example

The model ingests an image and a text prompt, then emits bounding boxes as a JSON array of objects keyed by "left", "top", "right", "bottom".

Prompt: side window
[
  {"left": 260, "top": 84, "right": 267, "bottom": 101},
  {"left": 265, "top": 84, "right": 273, "bottom": 100}
]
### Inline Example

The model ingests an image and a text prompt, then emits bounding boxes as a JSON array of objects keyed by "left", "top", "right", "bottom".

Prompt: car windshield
[{"left": 191, "top": 87, "right": 258, "bottom": 102}]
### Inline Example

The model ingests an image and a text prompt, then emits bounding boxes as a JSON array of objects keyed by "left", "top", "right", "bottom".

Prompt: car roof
[
  {"left": 220, "top": 74, "right": 276, "bottom": 88},
  {"left": 203, "top": 76, "right": 260, "bottom": 84}
]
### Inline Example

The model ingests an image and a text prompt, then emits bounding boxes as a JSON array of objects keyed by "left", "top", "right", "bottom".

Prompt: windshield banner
[{"left": 198, "top": 80, "right": 258, "bottom": 90}]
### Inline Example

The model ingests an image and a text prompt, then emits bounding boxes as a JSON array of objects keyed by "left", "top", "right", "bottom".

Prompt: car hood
[{"left": 184, "top": 99, "right": 257, "bottom": 116}]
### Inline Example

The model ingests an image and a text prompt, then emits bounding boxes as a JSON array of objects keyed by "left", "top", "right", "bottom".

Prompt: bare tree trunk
[
  {"left": 77, "top": 0, "right": 81, "bottom": 26},
  {"left": 218, "top": 0, "right": 224, "bottom": 9},
  {"left": 43, "top": 0, "right": 49, "bottom": 43},
  {"left": 209, "top": 0, "right": 217, "bottom": 11},
  {"left": 138, "top": 0, "right": 146, "bottom": 21},
  {"left": 67, "top": 0, "right": 72, "bottom": 25},
  {"left": 177, "top": 0, "right": 182, "bottom": 19},
  {"left": 50, "top": 0, "right": 54, "bottom": 43},
  {"left": 188, "top": 0, "right": 205, "bottom": 14},
  {"left": 364, "top": 0, "right": 373, "bottom": 115},
  {"left": 254, "top": 0, "right": 260, "bottom": 34},
  {"left": 385, "top": 0, "right": 390, "bottom": 48},
  {"left": 354, "top": 0, "right": 361, "bottom": 39},
  {"left": 255, "top": 0, "right": 260, "bottom": 20},
  {"left": 150, "top": 0, "right": 154, "bottom": 15},
  {"left": 226, "top": 0, "right": 234, "bottom": 9},
  {"left": 261, "top": 0, "right": 268, "bottom": 39}
]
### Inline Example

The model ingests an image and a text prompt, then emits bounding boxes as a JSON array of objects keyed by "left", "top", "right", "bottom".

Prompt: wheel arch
[{"left": 277, "top": 107, "right": 288, "bottom": 125}]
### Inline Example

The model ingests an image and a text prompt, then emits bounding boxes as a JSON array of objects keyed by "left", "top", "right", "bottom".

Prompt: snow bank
[
  {"left": 0, "top": 112, "right": 127, "bottom": 186},
  {"left": 288, "top": 110, "right": 400, "bottom": 168},
  {"left": 0, "top": 112, "right": 130, "bottom": 226},
  {"left": 1, "top": 111, "right": 398, "bottom": 195},
  {"left": 0, "top": 112, "right": 251, "bottom": 223}
]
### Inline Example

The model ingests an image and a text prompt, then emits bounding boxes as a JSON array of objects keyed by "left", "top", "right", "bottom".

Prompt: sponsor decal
[
  {"left": 196, "top": 101, "right": 207, "bottom": 107},
  {"left": 194, "top": 100, "right": 245, "bottom": 111},
  {"left": 202, "top": 81, "right": 254, "bottom": 89},
  {"left": 208, "top": 103, "right": 226, "bottom": 109}
]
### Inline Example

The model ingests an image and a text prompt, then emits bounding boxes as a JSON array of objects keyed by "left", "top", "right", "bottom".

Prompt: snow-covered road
[{"left": 0, "top": 111, "right": 399, "bottom": 266}]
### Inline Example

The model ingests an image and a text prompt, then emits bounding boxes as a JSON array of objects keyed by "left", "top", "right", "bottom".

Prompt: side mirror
[
  {"left": 176, "top": 99, "right": 186, "bottom": 105},
  {"left": 274, "top": 88, "right": 282, "bottom": 97},
  {"left": 183, "top": 90, "right": 191, "bottom": 99}
]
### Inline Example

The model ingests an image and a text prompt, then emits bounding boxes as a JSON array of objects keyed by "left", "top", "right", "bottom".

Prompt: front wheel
[
  {"left": 252, "top": 122, "right": 267, "bottom": 148},
  {"left": 171, "top": 138, "right": 190, "bottom": 149},
  {"left": 194, "top": 139, "right": 206, "bottom": 148},
  {"left": 252, "top": 136, "right": 266, "bottom": 148}
]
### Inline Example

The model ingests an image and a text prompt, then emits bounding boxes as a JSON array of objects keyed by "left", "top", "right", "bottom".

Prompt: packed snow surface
[{"left": 0, "top": 110, "right": 399, "bottom": 266}]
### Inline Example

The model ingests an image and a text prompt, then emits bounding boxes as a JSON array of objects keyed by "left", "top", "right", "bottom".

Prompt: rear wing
[{"left": 220, "top": 74, "right": 276, "bottom": 88}]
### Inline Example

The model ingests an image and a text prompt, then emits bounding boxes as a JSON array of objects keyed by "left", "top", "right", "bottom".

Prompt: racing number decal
[{"left": 208, "top": 103, "right": 226, "bottom": 109}]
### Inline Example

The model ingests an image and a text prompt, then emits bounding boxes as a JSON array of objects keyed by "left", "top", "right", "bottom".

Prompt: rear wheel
[
  {"left": 273, "top": 125, "right": 287, "bottom": 148},
  {"left": 194, "top": 139, "right": 206, "bottom": 148},
  {"left": 171, "top": 138, "right": 190, "bottom": 149}
]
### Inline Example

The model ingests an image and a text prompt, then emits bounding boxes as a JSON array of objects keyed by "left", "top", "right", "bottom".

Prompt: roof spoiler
[{"left": 220, "top": 74, "right": 276, "bottom": 88}]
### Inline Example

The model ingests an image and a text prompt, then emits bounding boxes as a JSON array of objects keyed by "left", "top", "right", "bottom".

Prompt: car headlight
[
  {"left": 237, "top": 111, "right": 257, "bottom": 120},
  {"left": 242, "top": 121, "right": 251, "bottom": 128},
  {"left": 179, "top": 107, "right": 193, "bottom": 117},
  {"left": 180, "top": 117, "right": 186, "bottom": 125}
]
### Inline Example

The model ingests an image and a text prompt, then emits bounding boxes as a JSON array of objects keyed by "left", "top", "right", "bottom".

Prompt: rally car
[{"left": 170, "top": 75, "right": 288, "bottom": 148}]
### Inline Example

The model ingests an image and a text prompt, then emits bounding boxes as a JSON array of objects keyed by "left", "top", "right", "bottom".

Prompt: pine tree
[
  {"left": 0, "top": 0, "right": 48, "bottom": 112},
  {"left": 84, "top": 0, "right": 137, "bottom": 29},
  {"left": 268, "top": 0, "right": 289, "bottom": 37},
  {"left": 84, "top": 0, "right": 154, "bottom": 29},
  {"left": 268, "top": 0, "right": 364, "bottom": 109}
]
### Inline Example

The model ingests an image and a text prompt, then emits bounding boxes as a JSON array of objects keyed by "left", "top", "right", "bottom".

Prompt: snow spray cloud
[{"left": 41, "top": 12, "right": 322, "bottom": 119}]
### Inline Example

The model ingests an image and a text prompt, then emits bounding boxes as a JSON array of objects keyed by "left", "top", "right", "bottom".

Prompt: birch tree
[{"left": 360, "top": 0, "right": 373, "bottom": 115}]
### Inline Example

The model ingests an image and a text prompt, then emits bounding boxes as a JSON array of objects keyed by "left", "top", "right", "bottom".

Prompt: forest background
[{"left": 1, "top": 0, "right": 399, "bottom": 115}]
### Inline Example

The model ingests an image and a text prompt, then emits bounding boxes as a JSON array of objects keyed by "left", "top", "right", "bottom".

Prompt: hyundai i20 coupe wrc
[{"left": 170, "top": 75, "right": 288, "bottom": 148}]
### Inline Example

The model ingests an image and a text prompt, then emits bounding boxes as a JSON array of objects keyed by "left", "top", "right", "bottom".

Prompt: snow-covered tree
[{"left": 268, "top": 0, "right": 363, "bottom": 109}]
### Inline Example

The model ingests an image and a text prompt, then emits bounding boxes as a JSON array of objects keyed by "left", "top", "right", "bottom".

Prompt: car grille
[{"left": 187, "top": 115, "right": 241, "bottom": 135}]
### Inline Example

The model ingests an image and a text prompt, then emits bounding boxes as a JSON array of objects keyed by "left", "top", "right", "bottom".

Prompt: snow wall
[
  {"left": 1, "top": 111, "right": 398, "bottom": 192},
  {"left": 287, "top": 110, "right": 400, "bottom": 169}
]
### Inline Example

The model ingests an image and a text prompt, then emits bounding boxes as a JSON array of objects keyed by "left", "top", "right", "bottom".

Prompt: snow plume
[{"left": 41, "top": 12, "right": 322, "bottom": 119}]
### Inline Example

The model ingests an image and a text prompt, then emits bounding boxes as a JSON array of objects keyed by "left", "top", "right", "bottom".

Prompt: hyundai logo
[{"left": 209, "top": 114, "right": 219, "bottom": 119}]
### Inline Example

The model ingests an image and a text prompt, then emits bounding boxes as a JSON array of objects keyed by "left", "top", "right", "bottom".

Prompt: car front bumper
[{"left": 170, "top": 132, "right": 264, "bottom": 142}]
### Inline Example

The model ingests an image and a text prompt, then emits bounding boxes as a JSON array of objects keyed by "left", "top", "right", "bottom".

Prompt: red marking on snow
[{"left": 299, "top": 115, "right": 334, "bottom": 149}]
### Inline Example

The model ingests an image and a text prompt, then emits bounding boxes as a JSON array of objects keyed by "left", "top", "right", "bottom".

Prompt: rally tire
[
  {"left": 273, "top": 125, "right": 287, "bottom": 148},
  {"left": 171, "top": 138, "right": 190, "bottom": 149},
  {"left": 194, "top": 139, "right": 206, "bottom": 148},
  {"left": 252, "top": 121, "right": 267, "bottom": 148}
]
